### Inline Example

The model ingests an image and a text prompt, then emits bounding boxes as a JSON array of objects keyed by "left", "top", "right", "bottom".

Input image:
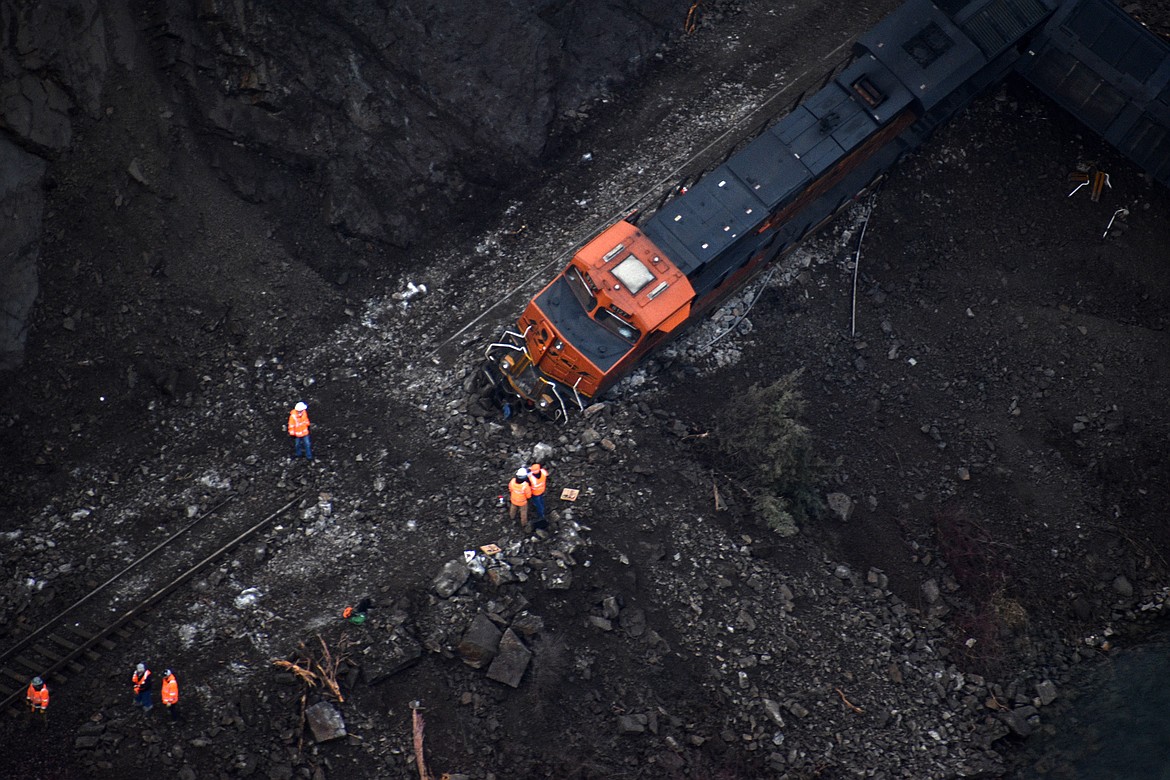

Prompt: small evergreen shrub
[{"left": 718, "top": 369, "right": 821, "bottom": 536}]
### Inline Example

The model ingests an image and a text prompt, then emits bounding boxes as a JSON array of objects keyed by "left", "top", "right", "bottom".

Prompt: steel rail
[
  {"left": 0, "top": 491, "right": 306, "bottom": 714},
  {"left": 0, "top": 495, "right": 237, "bottom": 668}
]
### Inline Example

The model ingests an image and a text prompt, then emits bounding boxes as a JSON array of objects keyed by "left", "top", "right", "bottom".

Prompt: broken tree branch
[
  {"left": 835, "top": 686, "right": 863, "bottom": 714},
  {"left": 412, "top": 707, "right": 434, "bottom": 780},
  {"left": 713, "top": 473, "right": 726, "bottom": 512}
]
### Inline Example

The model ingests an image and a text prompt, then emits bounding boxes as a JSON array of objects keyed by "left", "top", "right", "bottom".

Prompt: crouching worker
[{"left": 342, "top": 597, "right": 371, "bottom": 625}]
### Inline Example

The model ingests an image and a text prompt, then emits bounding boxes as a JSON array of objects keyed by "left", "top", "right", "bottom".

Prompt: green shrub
[
  {"left": 718, "top": 370, "right": 821, "bottom": 534},
  {"left": 755, "top": 492, "right": 798, "bottom": 537}
]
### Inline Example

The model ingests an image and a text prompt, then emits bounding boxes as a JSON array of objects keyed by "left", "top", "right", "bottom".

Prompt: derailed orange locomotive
[{"left": 483, "top": 0, "right": 1170, "bottom": 419}]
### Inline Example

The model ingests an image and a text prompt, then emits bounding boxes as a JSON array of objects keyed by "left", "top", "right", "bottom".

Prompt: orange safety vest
[
  {"left": 527, "top": 466, "right": 547, "bottom": 496},
  {"left": 508, "top": 478, "right": 531, "bottom": 506},
  {"left": 161, "top": 674, "right": 179, "bottom": 706},
  {"left": 27, "top": 683, "right": 48, "bottom": 710},
  {"left": 288, "top": 409, "right": 310, "bottom": 437},
  {"left": 132, "top": 669, "right": 151, "bottom": 693}
]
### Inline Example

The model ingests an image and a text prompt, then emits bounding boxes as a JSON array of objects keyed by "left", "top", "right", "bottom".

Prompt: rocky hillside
[
  {"left": 0, "top": 0, "right": 693, "bottom": 372},
  {"left": 2, "top": 1, "right": 1169, "bottom": 779}
]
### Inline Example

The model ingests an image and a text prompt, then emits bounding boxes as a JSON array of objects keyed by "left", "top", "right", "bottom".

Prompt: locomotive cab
[{"left": 484, "top": 220, "right": 695, "bottom": 418}]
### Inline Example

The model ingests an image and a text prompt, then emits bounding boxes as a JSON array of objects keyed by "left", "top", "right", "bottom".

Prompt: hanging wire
[
  {"left": 850, "top": 194, "right": 878, "bottom": 338},
  {"left": 705, "top": 264, "right": 780, "bottom": 348}
]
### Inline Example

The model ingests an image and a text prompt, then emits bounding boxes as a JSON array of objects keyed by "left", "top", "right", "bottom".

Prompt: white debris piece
[
  {"left": 392, "top": 281, "right": 428, "bottom": 302},
  {"left": 234, "top": 587, "right": 262, "bottom": 609}
]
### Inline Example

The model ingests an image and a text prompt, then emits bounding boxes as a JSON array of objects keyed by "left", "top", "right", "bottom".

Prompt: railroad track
[{"left": 0, "top": 491, "right": 307, "bottom": 716}]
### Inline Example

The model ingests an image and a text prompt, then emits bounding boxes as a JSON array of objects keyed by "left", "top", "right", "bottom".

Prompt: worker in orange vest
[
  {"left": 161, "top": 669, "right": 180, "bottom": 720},
  {"left": 132, "top": 662, "right": 153, "bottom": 713},
  {"left": 288, "top": 401, "right": 312, "bottom": 460},
  {"left": 508, "top": 468, "right": 532, "bottom": 532},
  {"left": 527, "top": 463, "right": 549, "bottom": 531},
  {"left": 26, "top": 676, "right": 49, "bottom": 719}
]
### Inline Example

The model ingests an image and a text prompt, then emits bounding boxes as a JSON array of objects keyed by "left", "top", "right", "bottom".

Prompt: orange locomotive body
[{"left": 490, "top": 221, "right": 695, "bottom": 410}]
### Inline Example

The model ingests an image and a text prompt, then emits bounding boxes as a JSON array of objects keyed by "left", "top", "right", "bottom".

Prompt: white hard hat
[
  {"left": 32, "top": 677, "right": 43, "bottom": 686},
  {"left": 295, "top": 402, "right": 307, "bottom": 411},
  {"left": 136, "top": 663, "right": 145, "bottom": 673},
  {"left": 516, "top": 468, "right": 528, "bottom": 478}
]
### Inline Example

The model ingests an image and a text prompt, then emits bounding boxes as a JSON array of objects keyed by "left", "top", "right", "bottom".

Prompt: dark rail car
[
  {"left": 1017, "top": 0, "right": 1170, "bottom": 186},
  {"left": 483, "top": 0, "right": 1167, "bottom": 420}
]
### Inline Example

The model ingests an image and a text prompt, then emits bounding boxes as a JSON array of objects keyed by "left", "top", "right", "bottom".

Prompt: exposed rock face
[
  {"left": 0, "top": 0, "right": 689, "bottom": 371},
  {"left": 0, "top": 0, "right": 110, "bottom": 371},
  {"left": 0, "top": 138, "right": 44, "bottom": 371}
]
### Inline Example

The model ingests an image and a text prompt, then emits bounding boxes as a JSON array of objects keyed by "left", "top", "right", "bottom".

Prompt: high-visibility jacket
[
  {"left": 508, "top": 478, "right": 531, "bottom": 506},
  {"left": 132, "top": 668, "right": 151, "bottom": 694},
  {"left": 527, "top": 466, "right": 547, "bottom": 496},
  {"left": 288, "top": 409, "right": 310, "bottom": 437},
  {"left": 161, "top": 674, "right": 179, "bottom": 706},
  {"left": 26, "top": 683, "right": 48, "bottom": 710}
]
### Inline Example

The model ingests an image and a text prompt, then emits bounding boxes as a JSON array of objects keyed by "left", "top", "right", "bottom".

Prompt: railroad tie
[{"left": 47, "top": 632, "right": 102, "bottom": 663}]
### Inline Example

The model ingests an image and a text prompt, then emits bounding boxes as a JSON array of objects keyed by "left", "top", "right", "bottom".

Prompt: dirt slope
[{"left": 2, "top": 1, "right": 1169, "bottom": 779}]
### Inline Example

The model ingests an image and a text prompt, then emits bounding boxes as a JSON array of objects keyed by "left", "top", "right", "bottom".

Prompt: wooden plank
[
  {"left": 8, "top": 656, "right": 42, "bottom": 675},
  {"left": 11, "top": 657, "right": 66, "bottom": 687},
  {"left": 27, "top": 645, "right": 64, "bottom": 665}
]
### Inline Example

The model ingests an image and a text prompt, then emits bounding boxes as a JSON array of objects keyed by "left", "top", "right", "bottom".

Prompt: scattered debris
[
  {"left": 272, "top": 635, "right": 354, "bottom": 750},
  {"left": 1067, "top": 167, "right": 1110, "bottom": 201},
  {"left": 393, "top": 281, "right": 428, "bottom": 302}
]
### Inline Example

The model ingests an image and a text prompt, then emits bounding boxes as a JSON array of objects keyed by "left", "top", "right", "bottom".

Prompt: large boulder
[
  {"left": 457, "top": 613, "right": 503, "bottom": 669},
  {"left": 486, "top": 628, "right": 532, "bottom": 688}
]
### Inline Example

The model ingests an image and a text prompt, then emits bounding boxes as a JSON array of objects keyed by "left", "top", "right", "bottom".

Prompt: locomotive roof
[
  {"left": 855, "top": 0, "right": 989, "bottom": 112},
  {"left": 642, "top": 75, "right": 892, "bottom": 275}
]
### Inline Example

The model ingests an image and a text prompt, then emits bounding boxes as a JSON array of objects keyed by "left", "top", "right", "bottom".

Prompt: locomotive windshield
[
  {"left": 595, "top": 309, "right": 640, "bottom": 343},
  {"left": 564, "top": 266, "right": 597, "bottom": 311}
]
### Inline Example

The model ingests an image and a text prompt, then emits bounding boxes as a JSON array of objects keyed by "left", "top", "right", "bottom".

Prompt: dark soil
[{"left": 2, "top": 1, "right": 1169, "bottom": 779}]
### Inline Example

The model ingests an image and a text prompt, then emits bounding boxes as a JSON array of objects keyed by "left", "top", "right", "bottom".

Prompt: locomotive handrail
[
  {"left": 543, "top": 379, "right": 570, "bottom": 423},
  {"left": 571, "top": 377, "right": 586, "bottom": 413},
  {"left": 482, "top": 326, "right": 531, "bottom": 359},
  {"left": 483, "top": 341, "right": 526, "bottom": 359}
]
